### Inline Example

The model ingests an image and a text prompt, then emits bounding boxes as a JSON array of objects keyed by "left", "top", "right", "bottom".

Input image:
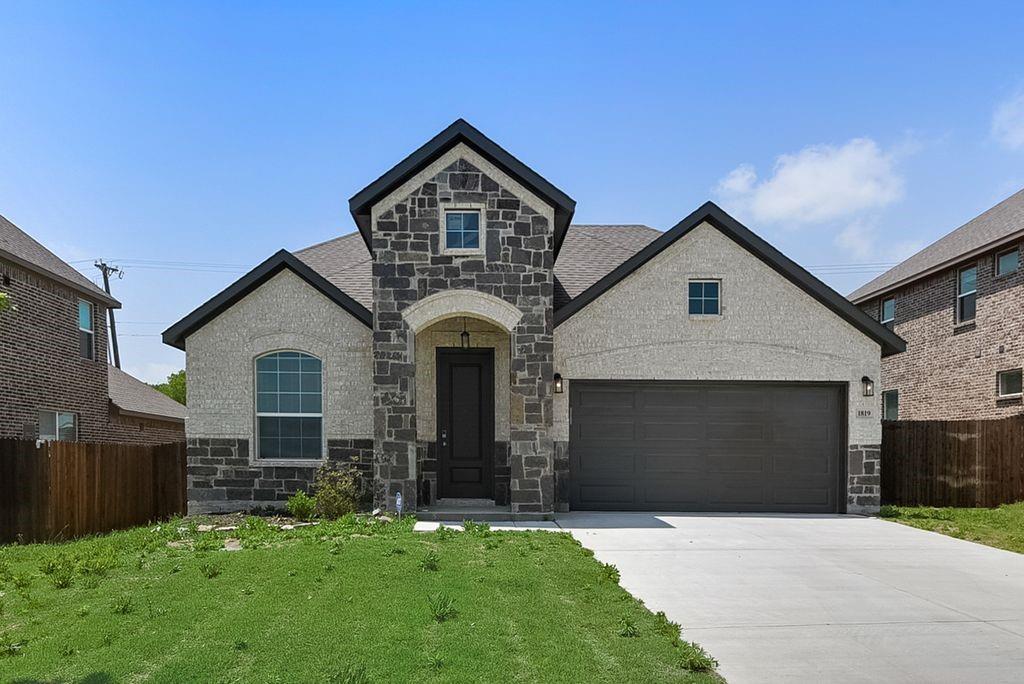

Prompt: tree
[{"left": 152, "top": 369, "right": 186, "bottom": 405}]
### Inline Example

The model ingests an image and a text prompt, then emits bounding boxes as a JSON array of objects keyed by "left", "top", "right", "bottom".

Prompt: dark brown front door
[{"left": 436, "top": 348, "right": 494, "bottom": 499}]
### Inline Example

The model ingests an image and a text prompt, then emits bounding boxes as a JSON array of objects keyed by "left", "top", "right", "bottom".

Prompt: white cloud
[
  {"left": 993, "top": 91, "right": 1024, "bottom": 151},
  {"left": 124, "top": 362, "right": 180, "bottom": 385},
  {"left": 835, "top": 219, "right": 877, "bottom": 259},
  {"left": 715, "top": 138, "right": 904, "bottom": 226}
]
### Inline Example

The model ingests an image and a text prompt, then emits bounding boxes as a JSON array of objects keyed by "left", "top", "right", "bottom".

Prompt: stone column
[{"left": 509, "top": 307, "right": 554, "bottom": 514}]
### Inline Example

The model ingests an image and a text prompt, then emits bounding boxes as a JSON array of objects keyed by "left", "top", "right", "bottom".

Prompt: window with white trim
[
  {"left": 881, "top": 390, "right": 899, "bottom": 421},
  {"left": 997, "top": 369, "right": 1022, "bottom": 398},
  {"left": 442, "top": 208, "right": 483, "bottom": 253},
  {"left": 957, "top": 266, "right": 976, "bottom": 322},
  {"left": 996, "top": 247, "right": 1019, "bottom": 276},
  {"left": 255, "top": 351, "right": 323, "bottom": 460},
  {"left": 78, "top": 300, "right": 94, "bottom": 359},
  {"left": 688, "top": 280, "right": 720, "bottom": 315},
  {"left": 881, "top": 297, "right": 895, "bottom": 331},
  {"left": 39, "top": 410, "right": 77, "bottom": 441}
]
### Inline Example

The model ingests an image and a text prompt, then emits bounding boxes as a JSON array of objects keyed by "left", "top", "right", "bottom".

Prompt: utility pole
[{"left": 95, "top": 261, "right": 123, "bottom": 368}]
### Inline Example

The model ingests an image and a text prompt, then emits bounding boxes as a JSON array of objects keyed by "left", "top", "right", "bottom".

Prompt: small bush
[
  {"left": 679, "top": 641, "right": 718, "bottom": 672},
  {"left": 427, "top": 592, "right": 457, "bottom": 623},
  {"left": 200, "top": 562, "right": 222, "bottom": 579},
  {"left": 313, "top": 466, "right": 362, "bottom": 519},
  {"left": 419, "top": 550, "right": 440, "bottom": 572},
  {"left": 618, "top": 616, "right": 640, "bottom": 638},
  {"left": 287, "top": 490, "right": 317, "bottom": 522}
]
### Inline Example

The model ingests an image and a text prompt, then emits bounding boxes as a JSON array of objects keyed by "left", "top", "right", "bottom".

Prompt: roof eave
[
  {"left": 162, "top": 249, "right": 372, "bottom": 351},
  {"left": 0, "top": 249, "right": 121, "bottom": 308},
  {"left": 554, "top": 202, "right": 906, "bottom": 357},
  {"left": 111, "top": 402, "right": 186, "bottom": 424}
]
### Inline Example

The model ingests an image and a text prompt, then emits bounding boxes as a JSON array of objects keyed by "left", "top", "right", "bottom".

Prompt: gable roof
[
  {"left": 349, "top": 119, "right": 577, "bottom": 257},
  {"left": 108, "top": 365, "right": 186, "bottom": 422},
  {"left": 0, "top": 213, "right": 120, "bottom": 307},
  {"left": 554, "top": 202, "right": 906, "bottom": 356},
  {"left": 849, "top": 187, "right": 1024, "bottom": 303},
  {"left": 162, "top": 249, "right": 372, "bottom": 350},
  {"left": 554, "top": 225, "right": 662, "bottom": 308}
]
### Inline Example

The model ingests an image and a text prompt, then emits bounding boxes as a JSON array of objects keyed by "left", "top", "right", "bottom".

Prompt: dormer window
[{"left": 442, "top": 207, "right": 484, "bottom": 254}]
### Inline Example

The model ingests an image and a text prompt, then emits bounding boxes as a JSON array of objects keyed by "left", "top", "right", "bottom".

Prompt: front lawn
[
  {"left": 0, "top": 516, "right": 719, "bottom": 682},
  {"left": 881, "top": 502, "right": 1024, "bottom": 554}
]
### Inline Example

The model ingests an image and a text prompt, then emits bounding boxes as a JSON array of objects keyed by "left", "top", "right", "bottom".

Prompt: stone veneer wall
[
  {"left": 553, "top": 441, "right": 570, "bottom": 512},
  {"left": 371, "top": 150, "right": 554, "bottom": 513},
  {"left": 848, "top": 444, "right": 881, "bottom": 514},
  {"left": 187, "top": 438, "right": 374, "bottom": 513}
]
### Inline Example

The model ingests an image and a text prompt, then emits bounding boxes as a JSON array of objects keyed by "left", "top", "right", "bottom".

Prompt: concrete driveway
[{"left": 557, "top": 512, "right": 1024, "bottom": 684}]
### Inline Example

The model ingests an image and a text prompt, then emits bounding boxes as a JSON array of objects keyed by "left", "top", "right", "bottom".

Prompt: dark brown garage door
[{"left": 569, "top": 381, "right": 845, "bottom": 513}]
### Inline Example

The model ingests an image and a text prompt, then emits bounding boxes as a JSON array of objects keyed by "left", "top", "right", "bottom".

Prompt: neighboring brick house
[
  {"left": 165, "top": 120, "right": 902, "bottom": 517},
  {"left": 851, "top": 188, "right": 1024, "bottom": 421},
  {"left": 0, "top": 214, "right": 185, "bottom": 444}
]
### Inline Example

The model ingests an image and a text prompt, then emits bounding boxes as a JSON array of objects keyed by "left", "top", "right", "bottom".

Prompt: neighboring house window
[
  {"left": 881, "top": 297, "right": 895, "bottom": 331},
  {"left": 39, "top": 410, "right": 77, "bottom": 441},
  {"left": 882, "top": 390, "right": 899, "bottom": 421},
  {"left": 956, "top": 266, "right": 977, "bottom": 322},
  {"left": 255, "top": 351, "right": 323, "bottom": 460},
  {"left": 442, "top": 208, "right": 483, "bottom": 252},
  {"left": 997, "top": 369, "right": 1023, "bottom": 398},
  {"left": 78, "top": 300, "right": 94, "bottom": 359},
  {"left": 688, "top": 280, "right": 720, "bottom": 315},
  {"left": 996, "top": 247, "right": 1019, "bottom": 276}
]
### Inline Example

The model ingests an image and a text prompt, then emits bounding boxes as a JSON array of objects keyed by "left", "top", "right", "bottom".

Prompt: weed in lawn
[
  {"left": 77, "top": 606, "right": 89, "bottom": 618},
  {"left": 194, "top": 533, "right": 222, "bottom": 553},
  {"left": 383, "top": 546, "right": 405, "bottom": 557},
  {"left": 324, "top": 563, "right": 335, "bottom": 572},
  {"left": 419, "top": 550, "right": 440, "bottom": 572},
  {"left": 618, "top": 616, "right": 640, "bottom": 638},
  {"left": 434, "top": 525, "right": 457, "bottom": 541},
  {"left": 242, "top": 586, "right": 255, "bottom": 596},
  {"left": 600, "top": 562, "right": 620, "bottom": 584},
  {"left": 112, "top": 595, "right": 134, "bottom": 615},
  {"left": 11, "top": 572, "right": 32, "bottom": 591},
  {"left": 78, "top": 548, "right": 117, "bottom": 577},
  {"left": 654, "top": 610, "right": 682, "bottom": 646},
  {"left": 427, "top": 592, "right": 457, "bottom": 622},
  {"left": 49, "top": 565, "right": 75, "bottom": 589},
  {"left": 59, "top": 643, "right": 76, "bottom": 658},
  {"left": 426, "top": 652, "right": 444, "bottom": 671},
  {"left": 234, "top": 640, "right": 249, "bottom": 651},
  {"left": 170, "top": 564, "right": 182, "bottom": 574},
  {"left": 287, "top": 490, "right": 317, "bottom": 521},
  {"left": 462, "top": 520, "right": 490, "bottom": 537},
  {"left": 0, "top": 558, "right": 11, "bottom": 583},
  {"left": 200, "top": 562, "right": 222, "bottom": 579},
  {"left": 238, "top": 516, "right": 277, "bottom": 548},
  {"left": 679, "top": 641, "right": 718, "bottom": 672},
  {"left": 329, "top": 541, "right": 344, "bottom": 555},
  {"left": 288, "top": 570, "right": 297, "bottom": 577},
  {"left": 0, "top": 630, "right": 26, "bottom": 658},
  {"left": 101, "top": 633, "right": 115, "bottom": 647},
  {"left": 328, "top": 663, "right": 371, "bottom": 684}
]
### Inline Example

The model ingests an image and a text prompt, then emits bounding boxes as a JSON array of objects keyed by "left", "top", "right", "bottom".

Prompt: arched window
[{"left": 255, "top": 351, "right": 322, "bottom": 460}]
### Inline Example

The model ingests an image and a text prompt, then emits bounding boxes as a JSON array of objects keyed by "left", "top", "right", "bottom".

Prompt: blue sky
[{"left": 2, "top": 1, "right": 1023, "bottom": 382}]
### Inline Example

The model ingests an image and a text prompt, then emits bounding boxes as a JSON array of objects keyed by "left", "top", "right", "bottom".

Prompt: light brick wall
[
  {"left": 554, "top": 223, "right": 884, "bottom": 513},
  {"left": 860, "top": 243, "right": 1024, "bottom": 420}
]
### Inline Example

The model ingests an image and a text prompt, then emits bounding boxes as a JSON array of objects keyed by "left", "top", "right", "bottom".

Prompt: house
[
  {"left": 164, "top": 120, "right": 903, "bottom": 517},
  {"left": 850, "top": 188, "right": 1024, "bottom": 421},
  {"left": 0, "top": 214, "right": 186, "bottom": 444}
]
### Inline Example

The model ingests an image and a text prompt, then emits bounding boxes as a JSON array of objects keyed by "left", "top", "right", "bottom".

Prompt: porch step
[{"left": 416, "top": 498, "right": 552, "bottom": 523}]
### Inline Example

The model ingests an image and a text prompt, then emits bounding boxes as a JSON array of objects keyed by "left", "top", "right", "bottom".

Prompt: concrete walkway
[{"left": 557, "top": 512, "right": 1024, "bottom": 684}]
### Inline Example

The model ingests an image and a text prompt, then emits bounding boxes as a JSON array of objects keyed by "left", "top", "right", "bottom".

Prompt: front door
[{"left": 436, "top": 348, "right": 494, "bottom": 499}]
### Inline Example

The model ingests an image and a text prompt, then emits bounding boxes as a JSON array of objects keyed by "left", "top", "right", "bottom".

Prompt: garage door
[{"left": 569, "top": 381, "right": 844, "bottom": 513}]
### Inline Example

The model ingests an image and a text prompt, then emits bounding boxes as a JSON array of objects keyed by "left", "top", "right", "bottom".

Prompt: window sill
[
  {"left": 952, "top": 320, "right": 976, "bottom": 334},
  {"left": 688, "top": 314, "right": 722, "bottom": 321},
  {"left": 252, "top": 458, "right": 326, "bottom": 468},
  {"left": 442, "top": 248, "right": 485, "bottom": 257}
]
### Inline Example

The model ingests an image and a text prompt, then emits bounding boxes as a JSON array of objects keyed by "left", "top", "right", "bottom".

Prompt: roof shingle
[
  {"left": 849, "top": 188, "right": 1024, "bottom": 302},
  {"left": 108, "top": 365, "right": 186, "bottom": 422},
  {"left": 0, "top": 213, "right": 119, "bottom": 306}
]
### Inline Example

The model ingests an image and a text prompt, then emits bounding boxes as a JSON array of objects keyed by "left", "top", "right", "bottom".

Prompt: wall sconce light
[
  {"left": 461, "top": 317, "right": 470, "bottom": 349},
  {"left": 553, "top": 373, "right": 564, "bottom": 394},
  {"left": 862, "top": 376, "right": 874, "bottom": 397}
]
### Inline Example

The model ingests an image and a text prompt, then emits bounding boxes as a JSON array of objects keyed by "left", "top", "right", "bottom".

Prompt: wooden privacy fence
[
  {"left": 882, "top": 416, "right": 1024, "bottom": 507},
  {"left": 0, "top": 439, "right": 186, "bottom": 543}
]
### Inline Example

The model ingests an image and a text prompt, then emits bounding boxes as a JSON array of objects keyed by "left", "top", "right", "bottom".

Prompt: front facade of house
[
  {"left": 166, "top": 121, "right": 903, "bottom": 516},
  {"left": 0, "top": 214, "right": 186, "bottom": 444},
  {"left": 852, "top": 188, "right": 1024, "bottom": 421}
]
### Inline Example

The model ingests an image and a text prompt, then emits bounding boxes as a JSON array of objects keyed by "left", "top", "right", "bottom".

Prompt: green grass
[
  {"left": 0, "top": 516, "right": 720, "bottom": 682},
  {"left": 880, "top": 502, "right": 1024, "bottom": 553}
]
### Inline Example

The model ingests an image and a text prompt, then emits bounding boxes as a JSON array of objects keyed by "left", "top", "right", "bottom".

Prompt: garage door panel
[{"left": 569, "top": 381, "right": 843, "bottom": 513}]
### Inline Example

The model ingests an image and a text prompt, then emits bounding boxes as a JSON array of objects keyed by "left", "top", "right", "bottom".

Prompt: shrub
[
  {"left": 427, "top": 593, "right": 457, "bottom": 622},
  {"left": 618, "top": 616, "right": 640, "bottom": 638},
  {"left": 679, "top": 641, "right": 718, "bottom": 672},
  {"left": 313, "top": 466, "right": 362, "bottom": 519},
  {"left": 287, "top": 490, "right": 318, "bottom": 521}
]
